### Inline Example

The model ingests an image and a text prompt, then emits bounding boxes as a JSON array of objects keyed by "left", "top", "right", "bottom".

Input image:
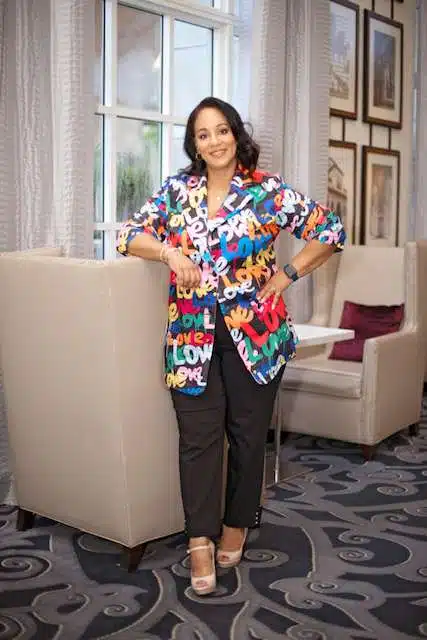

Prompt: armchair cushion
[
  {"left": 283, "top": 353, "right": 362, "bottom": 399},
  {"left": 329, "top": 300, "right": 404, "bottom": 362}
]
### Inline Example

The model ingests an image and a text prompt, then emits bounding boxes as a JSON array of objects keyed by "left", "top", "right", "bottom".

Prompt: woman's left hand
[{"left": 257, "top": 272, "right": 292, "bottom": 309}]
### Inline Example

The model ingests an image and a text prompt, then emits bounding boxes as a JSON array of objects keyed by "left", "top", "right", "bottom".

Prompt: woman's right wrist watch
[{"left": 283, "top": 263, "right": 299, "bottom": 282}]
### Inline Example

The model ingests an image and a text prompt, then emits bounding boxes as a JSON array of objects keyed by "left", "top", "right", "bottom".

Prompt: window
[{"left": 94, "top": 0, "right": 237, "bottom": 259}]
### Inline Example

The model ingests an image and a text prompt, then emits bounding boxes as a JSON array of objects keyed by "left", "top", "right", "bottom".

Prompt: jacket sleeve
[
  {"left": 116, "top": 179, "right": 170, "bottom": 256},
  {"left": 273, "top": 178, "right": 346, "bottom": 250}
]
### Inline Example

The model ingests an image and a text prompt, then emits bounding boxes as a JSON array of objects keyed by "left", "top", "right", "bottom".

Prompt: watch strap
[{"left": 283, "top": 263, "right": 299, "bottom": 282}]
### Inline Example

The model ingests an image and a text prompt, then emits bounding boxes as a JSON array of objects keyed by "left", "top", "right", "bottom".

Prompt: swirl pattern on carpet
[{"left": 1, "top": 396, "right": 426, "bottom": 639}]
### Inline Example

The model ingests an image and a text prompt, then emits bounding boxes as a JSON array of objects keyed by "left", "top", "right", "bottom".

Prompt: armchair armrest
[
  {"left": 363, "top": 329, "right": 423, "bottom": 384},
  {"left": 362, "top": 329, "right": 423, "bottom": 435}
]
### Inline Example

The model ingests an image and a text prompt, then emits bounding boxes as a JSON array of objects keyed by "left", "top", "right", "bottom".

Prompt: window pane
[
  {"left": 116, "top": 118, "right": 161, "bottom": 222},
  {"left": 196, "top": 0, "right": 214, "bottom": 5},
  {"left": 94, "top": 115, "right": 103, "bottom": 222},
  {"left": 171, "top": 125, "right": 188, "bottom": 174},
  {"left": 95, "top": 0, "right": 104, "bottom": 103},
  {"left": 117, "top": 5, "right": 162, "bottom": 111},
  {"left": 173, "top": 21, "right": 212, "bottom": 118},
  {"left": 93, "top": 230, "right": 104, "bottom": 259}
]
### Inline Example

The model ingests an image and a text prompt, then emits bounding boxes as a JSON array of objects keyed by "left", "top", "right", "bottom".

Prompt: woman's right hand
[{"left": 167, "top": 249, "right": 202, "bottom": 288}]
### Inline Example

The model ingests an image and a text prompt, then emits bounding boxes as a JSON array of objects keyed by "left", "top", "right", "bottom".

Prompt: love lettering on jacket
[{"left": 117, "top": 167, "right": 346, "bottom": 395}]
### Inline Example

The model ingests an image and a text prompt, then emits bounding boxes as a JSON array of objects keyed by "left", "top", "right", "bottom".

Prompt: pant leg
[
  {"left": 170, "top": 351, "right": 226, "bottom": 539},
  {"left": 215, "top": 312, "right": 283, "bottom": 528}
]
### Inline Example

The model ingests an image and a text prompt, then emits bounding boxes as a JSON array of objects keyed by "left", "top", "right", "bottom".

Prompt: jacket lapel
[
  {"left": 184, "top": 175, "right": 210, "bottom": 258},
  {"left": 219, "top": 168, "right": 258, "bottom": 222},
  {"left": 183, "top": 167, "right": 260, "bottom": 256}
]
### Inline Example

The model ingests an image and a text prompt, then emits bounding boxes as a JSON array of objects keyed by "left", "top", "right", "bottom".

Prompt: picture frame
[
  {"left": 327, "top": 140, "right": 357, "bottom": 244},
  {"left": 363, "top": 10, "right": 403, "bottom": 128},
  {"left": 361, "top": 146, "right": 400, "bottom": 247},
  {"left": 330, "top": 0, "right": 359, "bottom": 119}
]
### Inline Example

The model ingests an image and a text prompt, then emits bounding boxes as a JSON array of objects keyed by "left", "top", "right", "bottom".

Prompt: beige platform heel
[
  {"left": 216, "top": 528, "right": 248, "bottom": 569},
  {"left": 187, "top": 541, "right": 216, "bottom": 595}
]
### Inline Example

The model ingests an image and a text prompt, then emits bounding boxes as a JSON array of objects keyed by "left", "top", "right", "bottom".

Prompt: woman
[{"left": 117, "top": 97, "right": 345, "bottom": 595}]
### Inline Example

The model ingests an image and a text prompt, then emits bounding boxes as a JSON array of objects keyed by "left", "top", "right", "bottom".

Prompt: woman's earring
[{"left": 196, "top": 151, "right": 201, "bottom": 160}]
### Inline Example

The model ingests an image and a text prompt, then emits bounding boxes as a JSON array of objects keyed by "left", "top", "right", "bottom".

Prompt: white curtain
[
  {"left": 412, "top": 0, "right": 427, "bottom": 240},
  {"left": 0, "top": 0, "right": 95, "bottom": 255},
  {"left": 0, "top": 0, "right": 95, "bottom": 503},
  {"left": 249, "top": 0, "right": 331, "bottom": 323}
]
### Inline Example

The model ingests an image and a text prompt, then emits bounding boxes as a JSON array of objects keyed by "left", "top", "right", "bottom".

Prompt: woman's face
[{"left": 194, "top": 107, "right": 237, "bottom": 172}]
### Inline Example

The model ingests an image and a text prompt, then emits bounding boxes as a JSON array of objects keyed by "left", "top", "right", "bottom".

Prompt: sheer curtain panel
[{"left": 249, "top": 0, "right": 330, "bottom": 323}]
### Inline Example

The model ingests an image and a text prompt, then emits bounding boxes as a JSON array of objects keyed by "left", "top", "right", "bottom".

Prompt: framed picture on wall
[
  {"left": 363, "top": 10, "right": 403, "bottom": 128},
  {"left": 327, "top": 140, "right": 357, "bottom": 244},
  {"left": 330, "top": 0, "right": 359, "bottom": 119},
  {"left": 361, "top": 146, "right": 400, "bottom": 246}
]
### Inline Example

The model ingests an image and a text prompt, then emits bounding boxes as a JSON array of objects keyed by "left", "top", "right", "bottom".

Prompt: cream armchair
[
  {"left": 0, "top": 251, "right": 184, "bottom": 570},
  {"left": 0, "top": 247, "right": 65, "bottom": 504},
  {"left": 275, "top": 243, "right": 424, "bottom": 459}
]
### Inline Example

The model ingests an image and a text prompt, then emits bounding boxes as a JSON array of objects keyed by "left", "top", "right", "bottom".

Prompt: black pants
[{"left": 171, "top": 310, "right": 283, "bottom": 539}]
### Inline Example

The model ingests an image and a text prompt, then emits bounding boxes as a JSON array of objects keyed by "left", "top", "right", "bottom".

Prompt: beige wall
[{"left": 329, "top": 0, "right": 416, "bottom": 246}]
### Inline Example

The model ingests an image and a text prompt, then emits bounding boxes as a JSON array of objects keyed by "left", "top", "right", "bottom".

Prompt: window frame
[{"left": 94, "top": 0, "right": 238, "bottom": 259}]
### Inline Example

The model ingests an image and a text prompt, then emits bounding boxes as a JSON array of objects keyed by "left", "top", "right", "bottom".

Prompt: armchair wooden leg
[
  {"left": 123, "top": 543, "right": 147, "bottom": 572},
  {"left": 361, "top": 445, "right": 376, "bottom": 461},
  {"left": 408, "top": 423, "right": 420, "bottom": 437},
  {"left": 16, "top": 508, "right": 35, "bottom": 532}
]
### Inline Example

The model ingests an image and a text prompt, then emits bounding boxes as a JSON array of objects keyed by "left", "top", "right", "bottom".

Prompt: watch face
[{"left": 284, "top": 264, "right": 298, "bottom": 280}]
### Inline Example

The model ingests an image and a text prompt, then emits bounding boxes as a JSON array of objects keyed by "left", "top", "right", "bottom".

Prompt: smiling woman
[
  {"left": 116, "top": 96, "right": 346, "bottom": 597},
  {"left": 195, "top": 111, "right": 237, "bottom": 165},
  {"left": 184, "top": 96, "right": 259, "bottom": 174}
]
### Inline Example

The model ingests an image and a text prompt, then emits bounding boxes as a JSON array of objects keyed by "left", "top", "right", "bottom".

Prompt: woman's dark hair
[{"left": 182, "top": 97, "right": 260, "bottom": 176}]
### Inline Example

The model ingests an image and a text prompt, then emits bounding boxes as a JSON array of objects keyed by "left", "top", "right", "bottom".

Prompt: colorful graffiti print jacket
[{"left": 117, "top": 167, "right": 346, "bottom": 395}]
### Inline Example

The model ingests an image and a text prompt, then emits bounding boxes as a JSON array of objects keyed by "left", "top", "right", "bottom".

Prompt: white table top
[{"left": 293, "top": 324, "right": 354, "bottom": 347}]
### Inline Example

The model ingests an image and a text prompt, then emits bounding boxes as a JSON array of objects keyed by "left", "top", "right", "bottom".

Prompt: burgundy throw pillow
[{"left": 328, "top": 300, "right": 404, "bottom": 362}]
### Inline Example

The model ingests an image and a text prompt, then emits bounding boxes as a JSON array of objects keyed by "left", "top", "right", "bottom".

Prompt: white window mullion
[
  {"left": 97, "top": 104, "right": 187, "bottom": 126},
  {"left": 103, "top": 117, "right": 117, "bottom": 228},
  {"left": 213, "top": 24, "right": 232, "bottom": 101},
  {"left": 162, "top": 15, "right": 173, "bottom": 116},
  {"left": 224, "top": 24, "right": 233, "bottom": 100},
  {"left": 123, "top": 0, "right": 234, "bottom": 28},
  {"left": 104, "top": 0, "right": 117, "bottom": 108},
  {"left": 162, "top": 15, "right": 173, "bottom": 180},
  {"left": 103, "top": 118, "right": 118, "bottom": 260},
  {"left": 162, "top": 124, "right": 173, "bottom": 183},
  {"left": 93, "top": 222, "right": 122, "bottom": 231},
  {"left": 103, "top": 0, "right": 118, "bottom": 258},
  {"left": 217, "top": 0, "right": 233, "bottom": 14}
]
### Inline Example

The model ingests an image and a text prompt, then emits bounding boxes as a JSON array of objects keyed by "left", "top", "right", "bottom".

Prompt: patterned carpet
[{"left": 1, "top": 396, "right": 426, "bottom": 640}]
